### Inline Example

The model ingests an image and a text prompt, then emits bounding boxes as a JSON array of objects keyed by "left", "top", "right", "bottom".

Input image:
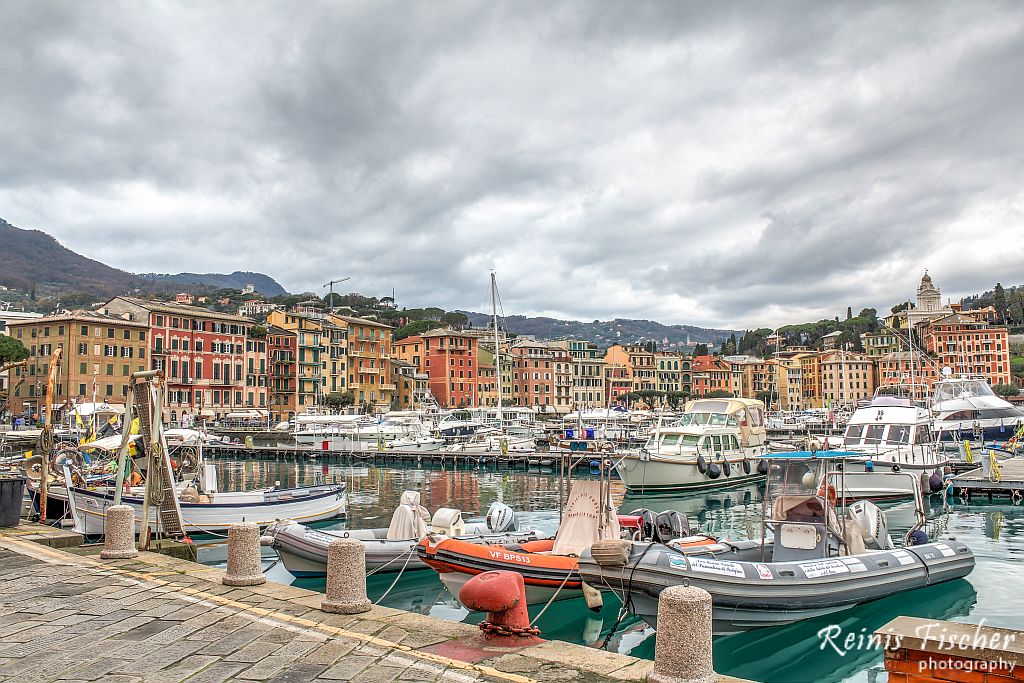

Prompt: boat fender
[
  {"left": 722, "top": 459, "right": 731, "bottom": 477},
  {"left": 908, "top": 529, "right": 929, "bottom": 546},
  {"left": 707, "top": 463, "right": 722, "bottom": 479},
  {"left": 581, "top": 581, "right": 603, "bottom": 612},
  {"left": 756, "top": 459, "right": 769, "bottom": 476},
  {"left": 696, "top": 455, "right": 708, "bottom": 475},
  {"left": 590, "top": 539, "right": 631, "bottom": 567},
  {"left": 817, "top": 482, "right": 837, "bottom": 505},
  {"left": 928, "top": 472, "right": 944, "bottom": 493},
  {"left": 864, "top": 460, "right": 874, "bottom": 472},
  {"left": 742, "top": 458, "right": 752, "bottom": 475}
]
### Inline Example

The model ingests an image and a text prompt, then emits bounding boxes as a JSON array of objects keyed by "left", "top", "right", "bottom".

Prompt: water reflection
[{"left": 200, "top": 458, "right": 1023, "bottom": 683}]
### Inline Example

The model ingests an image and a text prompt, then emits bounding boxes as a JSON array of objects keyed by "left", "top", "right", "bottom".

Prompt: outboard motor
[
  {"left": 654, "top": 510, "right": 690, "bottom": 542},
  {"left": 486, "top": 502, "right": 518, "bottom": 532},
  {"left": 630, "top": 508, "right": 657, "bottom": 541},
  {"left": 846, "top": 500, "right": 891, "bottom": 550}
]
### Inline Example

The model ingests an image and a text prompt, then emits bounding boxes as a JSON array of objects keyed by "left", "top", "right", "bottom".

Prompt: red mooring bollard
[{"left": 459, "top": 571, "right": 543, "bottom": 646}]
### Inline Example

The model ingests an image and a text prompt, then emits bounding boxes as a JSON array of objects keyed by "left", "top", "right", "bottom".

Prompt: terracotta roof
[
  {"left": 5, "top": 309, "right": 148, "bottom": 328},
  {"left": 328, "top": 314, "right": 392, "bottom": 329},
  {"left": 108, "top": 296, "right": 252, "bottom": 323}
]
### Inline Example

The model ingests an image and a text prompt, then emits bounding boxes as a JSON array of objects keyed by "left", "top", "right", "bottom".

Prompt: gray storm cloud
[{"left": 2, "top": 1, "right": 1023, "bottom": 328}]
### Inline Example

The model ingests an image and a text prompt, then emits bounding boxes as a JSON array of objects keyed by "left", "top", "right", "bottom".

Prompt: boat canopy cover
[
  {"left": 765, "top": 450, "right": 863, "bottom": 460},
  {"left": 552, "top": 480, "right": 620, "bottom": 556},
  {"left": 387, "top": 490, "right": 429, "bottom": 540}
]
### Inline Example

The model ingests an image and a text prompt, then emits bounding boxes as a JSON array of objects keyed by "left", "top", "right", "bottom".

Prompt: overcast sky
[{"left": 3, "top": 2, "right": 1023, "bottom": 329}]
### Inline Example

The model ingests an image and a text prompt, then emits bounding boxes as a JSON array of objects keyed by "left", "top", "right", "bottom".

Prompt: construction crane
[{"left": 322, "top": 277, "right": 351, "bottom": 314}]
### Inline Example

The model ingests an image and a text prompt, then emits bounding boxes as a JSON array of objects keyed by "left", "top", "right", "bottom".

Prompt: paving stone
[
  {"left": 266, "top": 663, "right": 329, "bottom": 682},
  {"left": 224, "top": 640, "right": 284, "bottom": 663},
  {"left": 319, "top": 655, "right": 379, "bottom": 680}
]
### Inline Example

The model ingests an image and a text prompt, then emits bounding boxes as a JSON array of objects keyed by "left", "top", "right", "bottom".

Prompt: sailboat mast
[{"left": 491, "top": 272, "right": 503, "bottom": 428}]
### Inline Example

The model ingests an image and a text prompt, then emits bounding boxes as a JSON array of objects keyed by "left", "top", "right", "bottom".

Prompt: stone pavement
[{"left": 0, "top": 535, "right": 661, "bottom": 683}]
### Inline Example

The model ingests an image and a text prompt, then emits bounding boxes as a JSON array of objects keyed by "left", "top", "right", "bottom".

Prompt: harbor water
[{"left": 199, "top": 456, "right": 1021, "bottom": 683}]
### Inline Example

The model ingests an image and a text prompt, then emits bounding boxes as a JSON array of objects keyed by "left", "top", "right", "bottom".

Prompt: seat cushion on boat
[
  {"left": 552, "top": 480, "right": 620, "bottom": 556},
  {"left": 773, "top": 495, "right": 826, "bottom": 524}
]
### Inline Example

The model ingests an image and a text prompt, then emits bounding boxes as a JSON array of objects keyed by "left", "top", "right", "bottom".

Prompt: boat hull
[
  {"left": 615, "top": 455, "right": 764, "bottom": 492},
  {"left": 64, "top": 485, "right": 347, "bottom": 535},
  {"left": 417, "top": 537, "right": 583, "bottom": 605},
  {"left": 579, "top": 539, "right": 975, "bottom": 633},
  {"left": 269, "top": 522, "right": 542, "bottom": 577}
]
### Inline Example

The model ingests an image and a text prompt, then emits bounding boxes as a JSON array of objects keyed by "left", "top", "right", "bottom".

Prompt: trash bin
[{"left": 0, "top": 476, "right": 26, "bottom": 527}]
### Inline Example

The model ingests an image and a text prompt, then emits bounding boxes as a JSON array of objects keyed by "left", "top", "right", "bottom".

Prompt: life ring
[
  {"left": 742, "top": 458, "right": 752, "bottom": 475},
  {"left": 891, "top": 464, "right": 901, "bottom": 473},
  {"left": 24, "top": 455, "right": 43, "bottom": 481},
  {"left": 817, "top": 482, "right": 837, "bottom": 505},
  {"left": 696, "top": 455, "right": 707, "bottom": 475},
  {"left": 722, "top": 459, "right": 732, "bottom": 476},
  {"left": 600, "top": 443, "right": 613, "bottom": 453}
]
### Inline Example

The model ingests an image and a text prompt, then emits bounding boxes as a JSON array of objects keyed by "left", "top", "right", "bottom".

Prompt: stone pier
[{"left": 0, "top": 526, "right": 739, "bottom": 683}]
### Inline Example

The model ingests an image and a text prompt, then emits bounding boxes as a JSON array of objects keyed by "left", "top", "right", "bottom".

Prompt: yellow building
[
  {"left": 5, "top": 311, "right": 149, "bottom": 419},
  {"left": 391, "top": 359, "right": 429, "bottom": 409},
  {"left": 266, "top": 310, "right": 330, "bottom": 411},
  {"left": 820, "top": 350, "right": 876, "bottom": 408},
  {"left": 330, "top": 314, "right": 394, "bottom": 411}
]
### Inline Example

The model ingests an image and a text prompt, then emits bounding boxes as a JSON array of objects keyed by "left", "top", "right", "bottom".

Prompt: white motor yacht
[{"left": 615, "top": 398, "right": 770, "bottom": 492}]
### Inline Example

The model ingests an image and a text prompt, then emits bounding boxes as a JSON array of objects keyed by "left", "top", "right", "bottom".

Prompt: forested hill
[
  {"left": 459, "top": 311, "right": 739, "bottom": 348},
  {"left": 0, "top": 217, "right": 285, "bottom": 302}
]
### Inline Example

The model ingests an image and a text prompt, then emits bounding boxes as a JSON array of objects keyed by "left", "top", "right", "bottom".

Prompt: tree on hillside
[
  {"left": 706, "top": 389, "right": 733, "bottom": 398},
  {"left": 891, "top": 302, "right": 913, "bottom": 314},
  {"left": 395, "top": 320, "right": 443, "bottom": 340},
  {"left": 0, "top": 336, "right": 29, "bottom": 364},
  {"left": 846, "top": 307, "right": 852, "bottom": 320},
  {"left": 992, "top": 383, "right": 1019, "bottom": 398},
  {"left": 423, "top": 307, "right": 444, "bottom": 321},
  {"left": 1009, "top": 293, "right": 1024, "bottom": 326},
  {"left": 323, "top": 391, "right": 355, "bottom": 411},
  {"left": 440, "top": 311, "right": 469, "bottom": 329},
  {"left": 994, "top": 283, "right": 1008, "bottom": 323},
  {"left": 693, "top": 343, "right": 709, "bottom": 356}
]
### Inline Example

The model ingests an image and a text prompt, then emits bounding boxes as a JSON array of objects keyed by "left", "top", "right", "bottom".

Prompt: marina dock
[
  {"left": 950, "top": 456, "right": 1024, "bottom": 500},
  {"left": 0, "top": 527, "right": 687, "bottom": 683}
]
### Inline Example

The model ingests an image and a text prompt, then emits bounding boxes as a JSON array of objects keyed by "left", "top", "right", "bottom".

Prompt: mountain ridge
[
  {"left": 0, "top": 217, "right": 286, "bottom": 298},
  {"left": 459, "top": 311, "right": 739, "bottom": 347}
]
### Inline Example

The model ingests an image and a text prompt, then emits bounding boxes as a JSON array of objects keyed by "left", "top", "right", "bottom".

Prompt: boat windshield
[
  {"left": 676, "top": 412, "right": 738, "bottom": 427},
  {"left": 933, "top": 378, "right": 995, "bottom": 403},
  {"left": 645, "top": 433, "right": 701, "bottom": 449},
  {"left": 766, "top": 460, "right": 821, "bottom": 499}
]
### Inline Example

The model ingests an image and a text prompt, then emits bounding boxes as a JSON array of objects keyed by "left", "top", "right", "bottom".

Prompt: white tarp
[
  {"left": 552, "top": 480, "right": 620, "bottom": 556},
  {"left": 386, "top": 490, "right": 429, "bottom": 540}
]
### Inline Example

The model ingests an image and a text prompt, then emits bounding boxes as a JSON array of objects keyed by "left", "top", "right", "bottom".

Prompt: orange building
[
  {"left": 691, "top": 355, "right": 733, "bottom": 397},
  {"left": 920, "top": 313, "right": 1012, "bottom": 385}
]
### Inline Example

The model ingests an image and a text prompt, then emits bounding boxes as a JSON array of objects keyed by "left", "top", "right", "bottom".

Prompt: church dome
[{"left": 921, "top": 271, "right": 932, "bottom": 285}]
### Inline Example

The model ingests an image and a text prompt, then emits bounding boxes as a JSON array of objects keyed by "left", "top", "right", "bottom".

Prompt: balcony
[
  {"left": 380, "top": 383, "right": 397, "bottom": 391},
  {"left": 360, "top": 367, "right": 380, "bottom": 374}
]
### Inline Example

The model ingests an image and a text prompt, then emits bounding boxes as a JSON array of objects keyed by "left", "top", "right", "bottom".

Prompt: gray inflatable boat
[
  {"left": 267, "top": 493, "right": 539, "bottom": 577},
  {"left": 579, "top": 451, "right": 976, "bottom": 633}
]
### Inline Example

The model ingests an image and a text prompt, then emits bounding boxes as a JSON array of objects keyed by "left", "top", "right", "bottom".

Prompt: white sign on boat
[
  {"left": 688, "top": 557, "right": 746, "bottom": 578},
  {"left": 799, "top": 559, "right": 850, "bottom": 578}
]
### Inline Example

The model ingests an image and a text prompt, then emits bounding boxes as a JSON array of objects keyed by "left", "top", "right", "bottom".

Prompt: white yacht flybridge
[{"left": 931, "top": 373, "right": 1024, "bottom": 442}]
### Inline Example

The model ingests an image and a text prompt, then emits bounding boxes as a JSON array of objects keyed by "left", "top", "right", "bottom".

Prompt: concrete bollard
[
  {"left": 222, "top": 522, "right": 267, "bottom": 586},
  {"left": 648, "top": 586, "right": 716, "bottom": 683},
  {"left": 100, "top": 505, "right": 139, "bottom": 559},
  {"left": 320, "top": 539, "right": 371, "bottom": 614},
  {"left": 459, "top": 570, "right": 542, "bottom": 646}
]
